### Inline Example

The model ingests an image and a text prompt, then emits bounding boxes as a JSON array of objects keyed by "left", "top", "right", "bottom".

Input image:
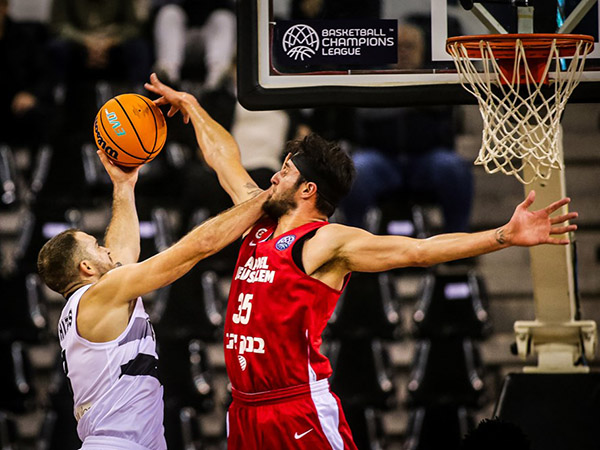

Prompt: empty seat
[
  {"left": 327, "top": 271, "right": 402, "bottom": 340},
  {"left": 0, "top": 341, "right": 36, "bottom": 413},
  {"left": 343, "top": 406, "right": 386, "bottom": 450},
  {"left": 11, "top": 207, "right": 82, "bottom": 276},
  {"left": 406, "top": 338, "right": 486, "bottom": 408},
  {"left": 158, "top": 339, "right": 216, "bottom": 414},
  {"left": 327, "top": 338, "right": 397, "bottom": 410},
  {"left": 0, "top": 272, "right": 49, "bottom": 344},
  {"left": 178, "top": 406, "right": 204, "bottom": 450},
  {"left": 152, "top": 269, "right": 225, "bottom": 342},
  {"left": 138, "top": 206, "right": 175, "bottom": 263},
  {"left": 0, "top": 410, "right": 19, "bottom": 449},
  {"left": 37, "top": 352, "right": 81, "bottom": 450},
  {"left": 413, "top": 271, "right": 491, "bottom": 339},
  {"left": 404, "top": 405, "right": 474, "bottom": 450},
  {"left": 370, "top": 197, "right": 430, "bottom": 239},
  {"left": 0, "top": 144, "right": 18, "bottom": 210}
]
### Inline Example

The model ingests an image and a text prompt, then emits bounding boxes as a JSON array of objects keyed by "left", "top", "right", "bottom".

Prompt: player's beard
[
  {"left": 262, "top": 187, "right": 298, "bottom": 220},
  {"left": 90, "top": 255, "right": 117, "bottom": 277}
]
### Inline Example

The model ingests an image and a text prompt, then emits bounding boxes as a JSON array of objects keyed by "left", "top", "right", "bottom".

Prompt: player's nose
[{"left": 270, "top": 171, "right": 280, "bottom": 185}]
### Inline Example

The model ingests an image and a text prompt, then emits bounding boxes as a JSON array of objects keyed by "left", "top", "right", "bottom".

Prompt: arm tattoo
[
  {"left": 244, "top": 182, "right": 262, "bottom": 198},
  {"left": 495, "top": 228, "right": 506, "bottom": 245}
]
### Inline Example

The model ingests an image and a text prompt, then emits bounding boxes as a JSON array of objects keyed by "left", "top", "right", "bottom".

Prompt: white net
[{"left": 447, "top": 37, "right": 593, "bottom": 184}]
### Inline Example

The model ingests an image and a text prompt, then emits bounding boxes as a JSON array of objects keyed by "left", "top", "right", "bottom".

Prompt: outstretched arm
[
  {"left": 307, "top": 191, "right": 577, "bottom": 277},
  {"left": 98, "top": 150, "right": 142, "bottom": 266},
  {"left": 89, "top": 190, "right": 269, "bottom": 305},
  {"left": 144, "top": 73, "right": 261, "bottom": 205}
]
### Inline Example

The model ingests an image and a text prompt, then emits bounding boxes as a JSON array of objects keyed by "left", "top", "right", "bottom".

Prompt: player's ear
[
  {"left": 302, "top": 181, "right": 318, "bottom": 198},
  {"left": 79, "top": 260, "right": 95, "bottom": 276}
]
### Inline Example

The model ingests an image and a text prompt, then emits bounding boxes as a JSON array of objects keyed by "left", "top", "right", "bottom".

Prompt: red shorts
[{"left": 226, "top": 379, "right": 358, "bottom": 450}]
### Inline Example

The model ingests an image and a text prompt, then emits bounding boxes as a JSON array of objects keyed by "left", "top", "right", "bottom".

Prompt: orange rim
[{"left": 446, "top": 33, "right": 595, "bottom": 59}]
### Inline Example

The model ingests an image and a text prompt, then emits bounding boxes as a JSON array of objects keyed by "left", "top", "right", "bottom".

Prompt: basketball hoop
[{"left": 446, "top": 34, "right": 594, "bottom": 184}]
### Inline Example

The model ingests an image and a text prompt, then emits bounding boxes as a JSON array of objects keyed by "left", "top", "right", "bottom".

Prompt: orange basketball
[{"left": 93, "top": 94, "right": 167, "bottom": 167}]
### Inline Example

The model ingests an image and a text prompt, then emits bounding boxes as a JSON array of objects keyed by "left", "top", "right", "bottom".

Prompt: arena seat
[
  {"left": 158, "top": 339, "right": 216, "bottom": 413},
  {"left": 0, "top": 341, "right": 36, "bottom": 413},
  {"left": 0, "top": 410, "right": 19, "bottom": 449},
  {"left": 406, "top": 338, "right": 486, "bottom": 408},
  {"left": 159, "top": 339, "right": 216, "bottom": 449},
  {"left": 342, "top": 405, "right": 386, "bottom": 450},
  {"left": 0, "top": 145, "right": 18, "bottom": 211},
  {"left": 36, "top": 352, "right": 81, "bottom": 450},
  {"left": 412, "top": 271, "right": 491, "bottom": 339},
  {"left": 178, "top": 407, "right": 204, "bottom": 450},
  {"left": 0, "top": 272, "right": 48, "bottom": 344},
  {"left": 152, "top": 269, "right": 224, "bottom": 342},
  {"left": 327, "top": 338, "right": 397, "bottom": 410},
  {"left": 404, "top": 405, "right": 474, "bottom": 450},
  {"left": 327, "top": 271, "right": 402, "bottom": 340}
]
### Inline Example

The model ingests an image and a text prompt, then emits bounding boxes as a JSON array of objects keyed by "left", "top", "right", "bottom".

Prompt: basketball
[{"left": 94, "top": 94, "right": 167, "bottom": 167}]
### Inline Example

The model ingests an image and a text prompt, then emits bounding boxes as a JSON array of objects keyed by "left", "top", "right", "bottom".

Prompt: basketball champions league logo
[
  {"left": 274, "top": 19, "right": 397, "bottom": 68},
  {"left": 282, "top": 24, "right": 320, "bottom": 61}
]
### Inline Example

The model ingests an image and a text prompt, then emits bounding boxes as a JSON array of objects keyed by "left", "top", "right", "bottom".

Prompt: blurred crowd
[
  {"left": 0, "top": 1, "right": 481, "bottom": 448},
  {"left": 0, "top": 0, "right": 474, "bottom": 240}
]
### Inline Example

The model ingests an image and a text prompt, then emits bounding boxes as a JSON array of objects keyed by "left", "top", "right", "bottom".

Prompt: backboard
[{"left": 237, "top": 0, "right": 600, "bottom": 109}]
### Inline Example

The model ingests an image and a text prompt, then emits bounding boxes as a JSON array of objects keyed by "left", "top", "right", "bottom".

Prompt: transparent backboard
[{"left": 237, "top": 0, "right": 600, "bottom": 109}]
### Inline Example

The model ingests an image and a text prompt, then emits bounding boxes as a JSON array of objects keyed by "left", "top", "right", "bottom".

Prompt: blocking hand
[{"left": 503, "top": 190, "right": 578, "bottom": 247}]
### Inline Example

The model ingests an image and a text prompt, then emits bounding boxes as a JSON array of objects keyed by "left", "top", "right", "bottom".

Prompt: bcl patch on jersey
[{"left": 275, "top": 235, "right": 296, "bottom": 251}]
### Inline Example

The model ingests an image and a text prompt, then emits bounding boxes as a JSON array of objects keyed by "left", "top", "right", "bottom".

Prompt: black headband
[{"left": 291, "top": 153, "right": 345, "bottom": 206}]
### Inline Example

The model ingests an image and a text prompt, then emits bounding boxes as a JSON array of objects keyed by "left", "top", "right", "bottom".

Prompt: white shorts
[{"left": 81, "top": 435, "right": 152, "bottom": 450}]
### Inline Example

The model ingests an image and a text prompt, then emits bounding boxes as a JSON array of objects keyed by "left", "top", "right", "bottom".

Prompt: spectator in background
[
  {"left": 152, "top": 0, "right": 236, "bottom": 90},
  {"left": 48, "top": 0, "right": 151, "bottom": 136},
  {"left": 291, "top": 0, "right": 380, "bottom": 19},
  {"left": 339, "top": 21, "right": 473, "bottom": 234},
  {"left": 0, "top": 0, "right": 53, "bottom": 151},
  {"left": 49, "top": 0, "right": 150, "bottom": 86}
]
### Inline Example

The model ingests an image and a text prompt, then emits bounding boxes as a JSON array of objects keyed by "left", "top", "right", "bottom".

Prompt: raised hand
[
  {"left": 96, "top": 150, "right": 141, "bottom": 189},
  {"left": 144, "top": 73, "right": 197, "bottom": 124},
  {"left": 503, "top": 190, "right": 578, "bottom": 247}
]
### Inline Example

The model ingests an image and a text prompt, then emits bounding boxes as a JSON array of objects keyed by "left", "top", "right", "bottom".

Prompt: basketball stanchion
[{"left": 446, "top": 33, "right": 597, "bottom": 374}]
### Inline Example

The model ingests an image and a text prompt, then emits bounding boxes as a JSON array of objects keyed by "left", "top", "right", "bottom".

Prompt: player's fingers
[
  {"left": 521, "top": 190, "right": 536, "bottom": 209},
  {"left": 545, "top": 197, "right": 570, "bottom": 214},
  {"left": 150, "top": 72, "right": 163, "bottom": 86},
  {"left": 550, "top": 224, "right": 577, "bottom": 234},
  {"left": 167, "top": 105, "right": 179, "bottom": 117},
  {"left": 546, "top": 237, "right": 571, "bottom": 245},
  {"left": 96, "top": 149, "right": 115, "bottom": 170},
  {"left": 152, "top": 97, "right": 168, "bottom": 106},
  {"left": 144, "top": 81, "right": 160, "bottom": 94},
  {"left": 550, "top": 212, "right": 578, "bottom": 224}
]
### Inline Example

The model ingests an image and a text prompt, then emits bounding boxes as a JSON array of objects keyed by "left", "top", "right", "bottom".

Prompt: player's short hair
[
  {"left": 37, "top": 229, "right": 84, "bottom": 295},
  {"left": 287, "top": 133, "right": 355, "bottom": 217}
]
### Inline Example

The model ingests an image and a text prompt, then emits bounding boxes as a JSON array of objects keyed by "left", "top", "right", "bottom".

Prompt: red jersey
[{"left": 224, "top": 219, "right": 348, "bottom": 394}]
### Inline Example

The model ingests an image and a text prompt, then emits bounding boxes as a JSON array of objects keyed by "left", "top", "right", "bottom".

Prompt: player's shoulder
[{"left": 312, "top": 223, "right": 368, "bottom": 247}]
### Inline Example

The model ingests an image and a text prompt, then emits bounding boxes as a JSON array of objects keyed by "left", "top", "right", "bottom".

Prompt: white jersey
[{"left": 58, "top": 284, "right": 166, "bottom": 450}]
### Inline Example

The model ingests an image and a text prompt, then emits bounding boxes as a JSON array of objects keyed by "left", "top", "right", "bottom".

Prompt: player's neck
[{"left": 274, "top": 207, "right": 326, "bottom": 237}]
